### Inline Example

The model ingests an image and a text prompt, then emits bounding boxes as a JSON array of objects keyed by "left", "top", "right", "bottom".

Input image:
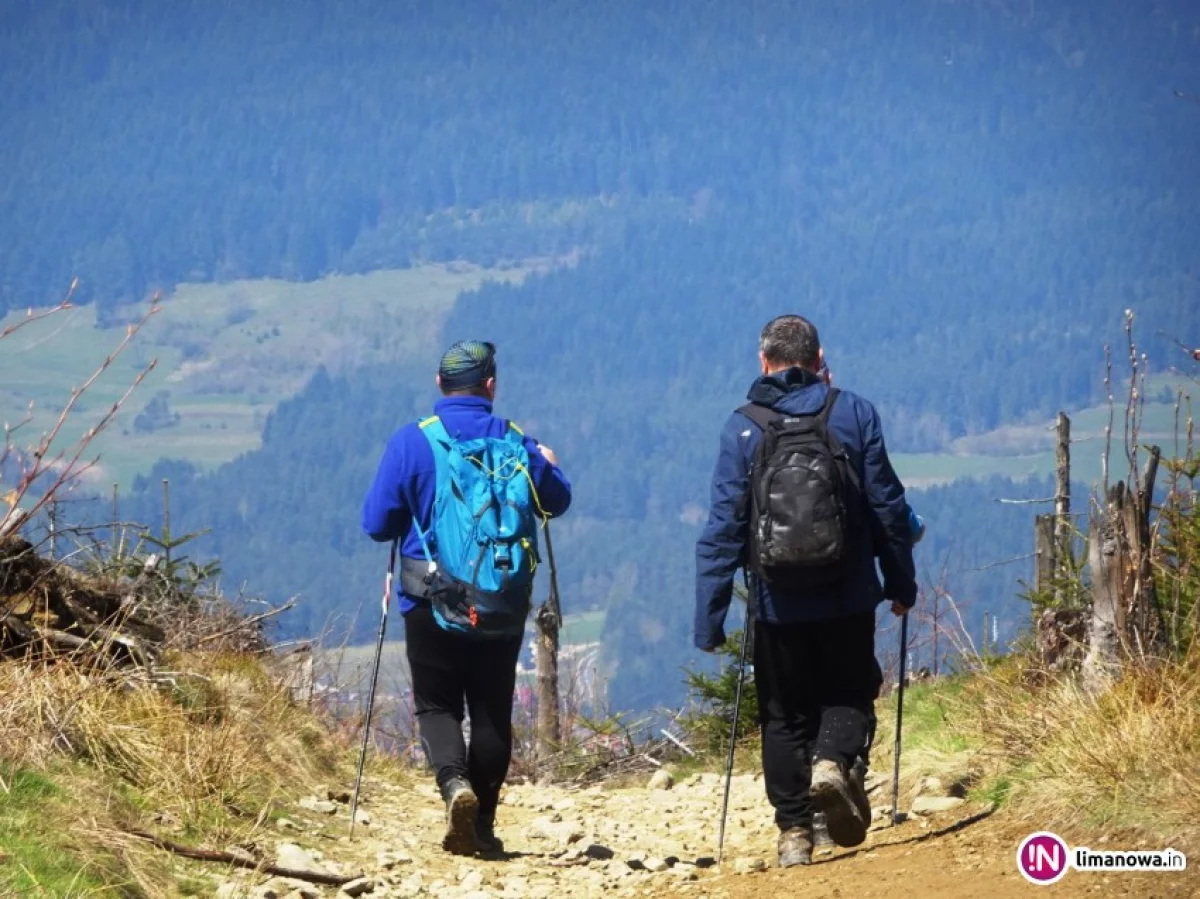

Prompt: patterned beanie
[{"left": 438, "top": 340, "right": 497, "bottom": 390}]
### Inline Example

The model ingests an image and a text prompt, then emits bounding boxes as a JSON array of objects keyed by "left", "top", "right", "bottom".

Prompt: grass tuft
[
  {"left": 937, "top": 645, "right": 1200, "bottom": 843},
  {"left": 0, "top": 650, "right": 344, "bottom": 896}
]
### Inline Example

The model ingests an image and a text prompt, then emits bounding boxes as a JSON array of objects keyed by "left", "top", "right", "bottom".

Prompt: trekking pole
[
  {"left": 890, "top": 611, "right": 909, "bottom": 826},
  {"left": 350, "top": 538, "right": 397, "bottom": 839},
  {"left": 717, "top": 570, "right": 754, "bottom": 866}
]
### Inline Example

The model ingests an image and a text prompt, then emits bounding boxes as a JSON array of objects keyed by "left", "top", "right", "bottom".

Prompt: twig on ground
[{"left": 123, "top": 830, "right": 363, "bottom": 886}]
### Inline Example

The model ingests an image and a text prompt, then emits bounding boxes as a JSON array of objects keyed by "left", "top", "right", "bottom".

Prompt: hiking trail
[{"left": 209, "top": 770, "right": 1194, "bottom": 899}]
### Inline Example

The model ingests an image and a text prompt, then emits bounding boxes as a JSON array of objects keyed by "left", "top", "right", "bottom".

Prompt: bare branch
[
  {"left": 192, "top": 598, "right": 297, "bottom": 648},
  {"left": 0, "top": 278, "right": 78, "bottom": 340},
  {"left": 1103, "top": 343, "right": 1114, "bottom": 495},
  {"left": 958, "top": 552, "right": 1039, "bottom": 573},
  {"left": 2, "top": 294, "right": 162, "bottom": 536}
]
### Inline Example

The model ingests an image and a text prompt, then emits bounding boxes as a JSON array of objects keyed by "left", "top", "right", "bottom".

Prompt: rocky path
[{"left": 212, "top": 772, "right": 1196, "bottom": 899}]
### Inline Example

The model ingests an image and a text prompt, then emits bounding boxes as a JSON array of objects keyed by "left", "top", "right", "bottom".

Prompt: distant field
[
  {"left": 895, "top": 379, "right": 1190, "bottom": 489},
  {"left": 0, "top": 262, "right": 545, "bottom": 489},
  {"left": 5, "top": 264, "right": 1190, "bottom": 497}
]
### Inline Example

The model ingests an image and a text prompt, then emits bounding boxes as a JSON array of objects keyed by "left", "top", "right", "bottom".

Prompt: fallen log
[{"left": 124, "top": 830, "right": 363, "bottom": 886}]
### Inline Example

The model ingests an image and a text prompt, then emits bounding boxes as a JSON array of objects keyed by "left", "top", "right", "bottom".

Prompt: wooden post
[
  {"left": 1054, "top": 412, "right": 1072, "bottom": 603},
  {"left": 1083, "top": 484, "right": 1125, "bottom": 694},
  {"left": 1130, "top": 447, "right": 1167, "bottom": 658},
  {"left": 981, "top": 610, "right": 989, "bottom": 656},
  {"left": 1035, "top": 514, "right": 1056, "bottom": 598},
  {"left": 534, "top": 522, "right": 563, "bottom": 777}
]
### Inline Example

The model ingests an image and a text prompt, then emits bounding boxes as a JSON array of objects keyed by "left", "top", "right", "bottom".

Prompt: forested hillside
[
  {"left": 7, "top": 0, "right": 1200, "bottom": 708},
  {"left": 3, "top": 0, "right": 1196, "bottom": 426}
]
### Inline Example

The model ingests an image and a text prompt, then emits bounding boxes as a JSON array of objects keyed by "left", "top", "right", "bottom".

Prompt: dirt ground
[
  {"left": 653, "top": 813, "right": 1198, "bottom": 899},
  {"left": 213, "top": 769, "right": 1197, "bottom": 899}
]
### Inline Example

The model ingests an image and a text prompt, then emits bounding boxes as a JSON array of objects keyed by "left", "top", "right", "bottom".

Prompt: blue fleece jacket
[
  {"left": 694, "top": 367, "right": 917, "bottom": 650},
  {"left": 362, "top": 395, "right": 572, "bottom": 614}
]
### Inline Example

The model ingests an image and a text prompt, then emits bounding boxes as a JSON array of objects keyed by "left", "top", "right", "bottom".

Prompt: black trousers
[
  {"left": 753, "top": 611, "right": 883, "bottom": 832},
  {"left": 404, "top": 604, "right": 524, "bottom": 825}
]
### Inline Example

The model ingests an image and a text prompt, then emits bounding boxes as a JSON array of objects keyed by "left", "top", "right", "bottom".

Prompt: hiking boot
[
  {"left": 809, "top": 759, "right": 868, "bottom": 847},
  {"left": 475, "top": 821, "right": 504, "bottom": 855},
  {"left": 439, "top": 777, "right": 480, "bottom": 855},
  {"left": 847, "top": 760, "right": 872, "bottom": 832},
  {"left": 777, "top": 826, "right": 813, "bottom": 867},
  {"left": 812, "top": 811, "right": 835, "bottom": 849}
]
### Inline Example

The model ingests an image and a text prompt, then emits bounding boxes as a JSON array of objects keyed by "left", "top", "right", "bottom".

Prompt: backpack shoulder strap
[
  {"left": 736, "top": 403, "right": 780, "bottom": 431},
  {"left": 417, "top": 415, "right": 452, "bottom": 489},
  {"left": 419, "top": 415, "right": 454, "bottom": 452},
  {"left": 819, "top": 388, "right": 841, "bottom": 425},
  {"left": 503, "top": 420, "right": 527, "bottom": 447}
]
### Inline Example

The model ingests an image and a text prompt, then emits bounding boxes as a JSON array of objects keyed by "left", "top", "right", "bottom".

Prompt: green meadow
[{"left": 0, "top": 261, "right": 542, "bottom": 490}]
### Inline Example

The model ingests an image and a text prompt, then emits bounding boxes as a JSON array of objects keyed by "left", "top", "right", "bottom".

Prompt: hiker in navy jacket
[
  {"left": 362, "top": 339, "right": 571, "bottom": 856},
  {"left": 694, "top": 314, "right": 917, "bottom": 868}
]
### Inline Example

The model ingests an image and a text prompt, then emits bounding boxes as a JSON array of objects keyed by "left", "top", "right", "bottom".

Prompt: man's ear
[
  {"left": 759, "top": 350, "right": 769, "bottom": 376},
  {"left": 484, "top": 376, "right": 496, "bottom": 399}
]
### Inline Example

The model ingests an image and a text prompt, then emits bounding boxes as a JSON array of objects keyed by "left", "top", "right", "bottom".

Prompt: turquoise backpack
[{"left": 412, "top": 415, "right": 542, "bottom": 639}]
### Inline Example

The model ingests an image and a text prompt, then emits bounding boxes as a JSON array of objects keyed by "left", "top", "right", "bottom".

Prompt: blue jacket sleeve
[
  {"left": 520, "top": 432, "right": 573, "bottom": 518},
  {"left": 361, "top": 430, "right": 414, "bottom": 542},
  {"left": 694, "top": 413, "right": 751, "bottom": 650},
  {"left": 859, "top": 402, "right": 918, "bottom": 607}
]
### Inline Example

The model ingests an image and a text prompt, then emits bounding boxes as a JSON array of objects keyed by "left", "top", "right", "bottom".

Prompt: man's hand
[
  {"left": 891, "top": 600, "right": 909, "bottom": 617},
  {"left": 537, "top": 444, "right": 560, "bottom": 467}
]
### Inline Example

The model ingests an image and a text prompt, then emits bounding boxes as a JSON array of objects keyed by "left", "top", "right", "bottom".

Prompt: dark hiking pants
[
  {"left": 404, "top": 604, "right": 524, "bottom": 826},
  {"left": 753, "top": 611, "right": 883, "bottom": 832}
]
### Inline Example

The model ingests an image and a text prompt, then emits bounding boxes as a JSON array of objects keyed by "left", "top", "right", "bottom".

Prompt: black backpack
[{"left": 739, "top": 388, "right": 861, "bottom": 586}]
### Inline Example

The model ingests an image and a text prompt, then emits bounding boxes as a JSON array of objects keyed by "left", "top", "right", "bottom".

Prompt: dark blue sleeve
[
  {"left": 694, "top": 412, "right": 751, "bottom": 650},
  {"left": 362, "top": 429, "right": 415, "bottom": 542},
  {"left": 859, "top": 401, "right": 918, "bottom": 607},
  {"left": 519, "top": 432, "right": 573, "bottom": 518}
]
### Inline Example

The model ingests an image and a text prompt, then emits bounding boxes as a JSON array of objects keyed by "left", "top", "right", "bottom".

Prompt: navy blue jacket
[
  {"left": 694, "top": 367, "right": 917, "bottom": 650},
  {"left": 362, "top": 395, "right": 572, "bottom": 614}
]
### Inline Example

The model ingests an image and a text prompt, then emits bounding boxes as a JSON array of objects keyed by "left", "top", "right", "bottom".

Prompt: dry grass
[
  {"left": 947, "top": 647, "right": 1200, "bottom": 845},
  {"left": 0, "top": 650, "right": 343, "bottom": 896}
]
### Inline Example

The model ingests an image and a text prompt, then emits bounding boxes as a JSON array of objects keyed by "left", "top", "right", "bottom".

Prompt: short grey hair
[{"left": 759, "top": 315, "right": 821, "bottom": 369}]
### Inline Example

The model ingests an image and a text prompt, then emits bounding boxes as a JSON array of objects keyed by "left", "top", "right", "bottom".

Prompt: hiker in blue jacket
[
  {"left": 694, "top": 314, "right": 918, "bottom": 868},
  {"left": 362, "top": 339, "right": 571, "bottom": 855}
]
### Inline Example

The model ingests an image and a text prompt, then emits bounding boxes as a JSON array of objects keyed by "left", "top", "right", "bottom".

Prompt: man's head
[
  {"left": 437, "top": 339, "right": 497, "bottom": 399},
  {"left": 758, "top": 315, "right": 824, "bottom": 376}
]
